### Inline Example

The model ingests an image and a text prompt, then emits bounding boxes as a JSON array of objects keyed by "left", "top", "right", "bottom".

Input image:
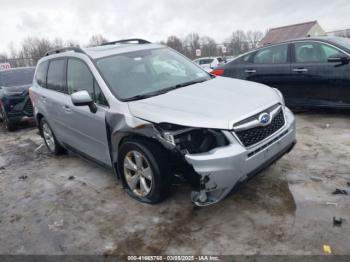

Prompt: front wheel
[
  {"left": 118, "top": 139, "right": 170, "bottom": 204},
  {"left": 40, "top": 118, "right": 65, "bottom": 155},
  {"left": 0, "top": 106, "right": 16, "bottom": 131}
]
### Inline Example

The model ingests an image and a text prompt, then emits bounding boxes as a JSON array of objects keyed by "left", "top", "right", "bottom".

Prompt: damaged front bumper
[{"left": 185, "top": 107, "right": 296, "bottom": 206}]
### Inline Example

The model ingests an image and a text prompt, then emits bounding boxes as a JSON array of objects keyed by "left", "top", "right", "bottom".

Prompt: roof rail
[
  {"left": 100, "top": 38, "right": 151, "bottom": 46},
  {"left": 45, "top": 47, "right": 85, "bottom": 56}
]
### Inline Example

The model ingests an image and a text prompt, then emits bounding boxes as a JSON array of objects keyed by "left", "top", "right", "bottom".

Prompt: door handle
[
  {"left": 293, "top": 68, "right": 308, "bottom": 73},
  {"left": 245, "top": 69, "right": 257, "bottom": 73}
]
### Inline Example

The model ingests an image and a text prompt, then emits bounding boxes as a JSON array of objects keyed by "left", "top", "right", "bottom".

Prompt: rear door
[
  {"left": 64, "top": 58, "right": 111, "bottom": 166},
  {"left": 39, "top": 58, "right": 70, "bottom": 142}
]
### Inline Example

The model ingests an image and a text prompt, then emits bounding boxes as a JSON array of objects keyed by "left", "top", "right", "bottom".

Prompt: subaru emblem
[{"left": 259, "top": 113, "right": 271, "bottom": 126}]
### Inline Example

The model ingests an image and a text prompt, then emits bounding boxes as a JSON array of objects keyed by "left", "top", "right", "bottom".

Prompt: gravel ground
[{"left": 0, "top": 113, "right": 349, "bottom": 255}]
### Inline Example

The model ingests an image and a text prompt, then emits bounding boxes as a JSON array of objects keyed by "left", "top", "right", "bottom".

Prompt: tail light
[{"left": 211, "top": 69, "right": 225, "bottom": 76}]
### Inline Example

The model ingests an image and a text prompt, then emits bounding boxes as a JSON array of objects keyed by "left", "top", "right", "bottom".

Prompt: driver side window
[
  {"left": 294, "top": 42, "right": 343, "bottom": 63},
  {"left": 67, "top": 59, "right": 108, "bottom": 106}
]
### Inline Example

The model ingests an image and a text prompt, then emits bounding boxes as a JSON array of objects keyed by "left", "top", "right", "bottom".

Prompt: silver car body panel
[
  {"left": 128, "top": 77, "right": 280, "bottom": 130},
  {"left": 185, "top": 108, "right": 295, "bottom": 206},
  {"left": 31, "top": 45, "right": 296, "bottom": 206}
]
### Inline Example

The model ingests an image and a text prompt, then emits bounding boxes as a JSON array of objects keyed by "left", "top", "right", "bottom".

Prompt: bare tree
[
  {"left": 87, "top": 34, "right": 108, "bottom": 47},
  {"left": 166, "top": 36, "right": 184, "bottom": 54},
  {"left": 19, "top": 37, "right": 54, "bottom": 65},
  {"left": 246, "top": 30, "right": 264, "bottom": 49},
  {"left": 65, "top": 40, "right": 80, "bottom": 47},
  {"left": 185, "top": 33, "right": 200, "bottom": 59},
  {"left": 226, "top": 30, "right": 250, "bottom": 56},
  {"left": 200, "top": 36, "right": 217, "bottom": 57}
]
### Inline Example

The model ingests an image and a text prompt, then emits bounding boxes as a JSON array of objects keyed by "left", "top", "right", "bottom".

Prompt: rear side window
[
  {"left": 47, "top": 59, "right": 66, "bottom": 93},
  {"left": 253, "top": 45, "right": 288, "bottom": 64},
  {"left": 35, "top": 61, "right": 48, "bottom": 88}
]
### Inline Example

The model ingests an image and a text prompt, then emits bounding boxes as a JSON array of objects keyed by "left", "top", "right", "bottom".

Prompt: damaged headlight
[{"left": 156, "top": 123, "right": 229, "bottom": 154}]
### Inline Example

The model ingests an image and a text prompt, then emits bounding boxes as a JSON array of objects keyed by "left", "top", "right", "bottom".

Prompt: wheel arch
[{"left": 112, "top": 131, "right": 170, "bottom": 179}]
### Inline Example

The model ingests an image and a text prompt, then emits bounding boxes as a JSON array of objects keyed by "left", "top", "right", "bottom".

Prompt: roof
[
  {"left": 260, "top": 21, "right": 318, "bottom": 46},
  {"left": 41, "top": 41, "right": 164, "bottom": 62},
  {"left": 240, "top": 36, "right": 350, "bottom": 57}
]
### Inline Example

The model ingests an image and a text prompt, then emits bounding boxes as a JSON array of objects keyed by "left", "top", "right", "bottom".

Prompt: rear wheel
[
  {"left": 118, "top": 139, "right": 170, "bottom": 204},
  {"left": 40, "top": 118, "right": 65, "bottom": 155}
]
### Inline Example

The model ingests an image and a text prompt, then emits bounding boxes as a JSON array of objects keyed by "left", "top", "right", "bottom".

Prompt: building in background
[
  {"left": 260, "top": 21, "right": 326, "bottom": 46},
  {"left": 327, "top": 29, "right": 350, "bottom": 38}
]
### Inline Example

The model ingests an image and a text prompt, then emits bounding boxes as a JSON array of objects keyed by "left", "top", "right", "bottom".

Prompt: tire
[
  {"left": 118, "top": 139, "right": 171, "bottom": 204},
  {"left": 40, "top": 118, "right": 66, "bottom": 155},
  {"left": 0, "top": 106, "right": 16, "bottom": 131}
]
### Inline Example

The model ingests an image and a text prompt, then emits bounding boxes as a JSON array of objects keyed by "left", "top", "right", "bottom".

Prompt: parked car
[
  {"left": 193, "top": 57, "right": 225, "bottom": 72},
  {"left": 30, "top": 39, "right": 296, "bottom": 206},
  {"left": 212, "top": 37, "right": 350, "bottom": 109},
  {"left": 0, "top": 67, "right": 35, "bottom": 131}
]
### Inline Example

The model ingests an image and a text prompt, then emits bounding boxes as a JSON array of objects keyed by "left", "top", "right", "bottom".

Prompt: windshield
[
  {"left": 0, "top": 68, "right": 35, "bottom": 87},
  {"left": 331, "top": 37, "right": 350, "bottom": 50},
  {"left": 96, "top": 48, "right": 211, "bottom": 100}
]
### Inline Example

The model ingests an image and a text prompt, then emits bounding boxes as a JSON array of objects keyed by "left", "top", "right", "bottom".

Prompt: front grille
[
  {"left": 235, "top": 110, "right": 285, "bottom": 147},
  {"left": 23, "top": 100, "right": 34, "bottom": 116}
]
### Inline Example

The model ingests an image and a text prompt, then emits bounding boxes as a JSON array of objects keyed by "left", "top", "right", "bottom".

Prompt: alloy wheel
[
  {"left": 42, "top": 122, "right": 55, "bottom": 152},
  {"left": 123, "top": 150, "right": 153, "bottom": 197}
]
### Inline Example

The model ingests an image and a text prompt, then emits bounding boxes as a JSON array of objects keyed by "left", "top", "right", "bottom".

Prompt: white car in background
[{"left": 193, "top": 57, "right": 225, "bottom": 72}]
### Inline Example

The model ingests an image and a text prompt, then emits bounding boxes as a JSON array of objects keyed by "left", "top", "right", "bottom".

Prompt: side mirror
[
  {"left": 71, "top": 90, "right": 97, "bottom": 113},
  {"left": 328, "top": 55, "right": 349, "bottom": 65}
]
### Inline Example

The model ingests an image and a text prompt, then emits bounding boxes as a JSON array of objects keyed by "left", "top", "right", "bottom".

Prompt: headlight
[
  {"left": 155, "top": 123, "right": 229, "bottom": 154},
  {"left": 273, "top": 88, "right": 285, "bottom": 106}
]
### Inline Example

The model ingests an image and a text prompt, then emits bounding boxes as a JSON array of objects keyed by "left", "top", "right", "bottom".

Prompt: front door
[
  {"left": 64, "top": 58, "right": 111, "bottom": 166},
  {"left": 289, "top": 41, "right": 348, "bottom": 107}
]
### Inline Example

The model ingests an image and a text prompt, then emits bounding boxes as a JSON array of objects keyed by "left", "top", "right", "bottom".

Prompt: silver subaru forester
[{"left": 30, "top": 39, "right": 296, "bottom": 206}]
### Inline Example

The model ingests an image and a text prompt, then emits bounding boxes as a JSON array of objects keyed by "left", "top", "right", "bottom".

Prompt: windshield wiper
[
  {"left": 157, "top": 78, "right": 209, "bottom": 95},
  {"left": 124, "top": 78, "right": 209, "bottom": 102},
  {"left": 124, "top": 89, "right": 170, "bottom": 102}
]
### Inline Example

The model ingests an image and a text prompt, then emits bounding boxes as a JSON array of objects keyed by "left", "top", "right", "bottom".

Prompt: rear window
[
  {"left": 46, "top": 59, "right": 67, "bottom": 93},
  {"left": 199, "top": 59, "right": 214, "bottom": 65},
  {"left": 0, "top": 68, "right": 35, "bottom": 87}
]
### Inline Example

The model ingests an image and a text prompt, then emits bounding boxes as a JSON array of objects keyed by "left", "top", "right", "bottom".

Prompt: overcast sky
[{"left": 1, "top": 0, "right": 349, "bottom": 53}]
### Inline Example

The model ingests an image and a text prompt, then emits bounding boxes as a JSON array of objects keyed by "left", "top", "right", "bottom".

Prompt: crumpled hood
[{"left": 128, "top": 77, "right": 281, "bottom": 130}]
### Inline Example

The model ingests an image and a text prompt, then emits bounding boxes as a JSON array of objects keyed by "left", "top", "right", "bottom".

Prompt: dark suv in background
[
  {"left": 0, "top": 67, "right": 35, "bottom": 130},
  {"left": 213, "top": 37, "right": 350, "bottom": 109}
]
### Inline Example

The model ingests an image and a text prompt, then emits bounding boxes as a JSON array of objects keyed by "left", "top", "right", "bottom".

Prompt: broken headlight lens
[{"left": 156, "top": 123, "right": 229, "bottom": 154}]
